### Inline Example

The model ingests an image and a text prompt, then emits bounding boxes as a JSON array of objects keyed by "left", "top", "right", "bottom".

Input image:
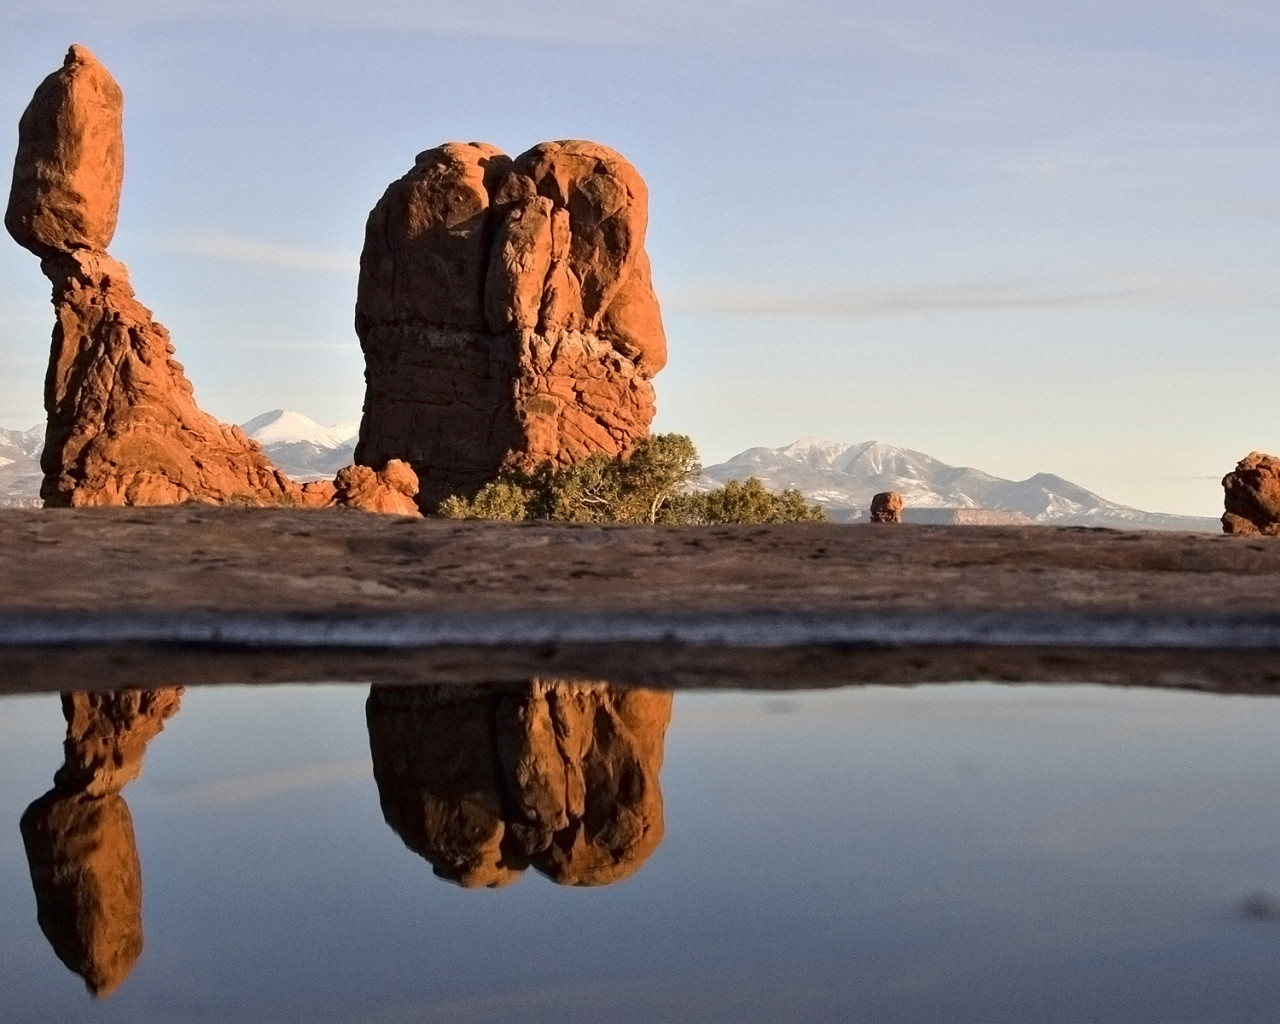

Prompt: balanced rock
[
  {"left": 870, "top": 491, "right": 904, "bottom": 524},
  {"left": 5, "top": 45, "right": 124, "bottom": 258},
  {"left": 8, "top": 47, "right": 419, "bottom": 515},
  {"left": 6, "top": 47, "right": 297, "bottom": 507},
  {"left": 1222, "top": 452, "right": 1280, "bottom": 535},
  {"left": 355, "top": 140, "right": 667, "bottom": 509},
  {"left": 367, "top": 681, "right": 672, "bottom": 888}
]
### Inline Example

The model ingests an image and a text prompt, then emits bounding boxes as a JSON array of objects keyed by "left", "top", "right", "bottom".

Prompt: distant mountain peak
[{"left": 240, "top": 409, "right": 357, "bottom": 449}]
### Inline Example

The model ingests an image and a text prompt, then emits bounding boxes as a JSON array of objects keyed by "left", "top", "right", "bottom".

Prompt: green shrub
[{"left": 436, "top": 433, "right": 825, "bottom": 525}]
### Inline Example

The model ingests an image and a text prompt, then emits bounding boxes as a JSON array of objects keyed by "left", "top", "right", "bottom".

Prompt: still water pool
[{"left": 3, "top": 681, "right": 1280, "bottom": 1023}]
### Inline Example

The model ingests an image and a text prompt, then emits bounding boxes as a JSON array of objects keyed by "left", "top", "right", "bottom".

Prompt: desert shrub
[
  {"left": 669, "top": 478, "right": 827, "bottom": 524},
  {"left": 436, "top": 433, "right": 824, "bottom": 524},
  {"left": 438, "top": 479, "right": 530, "bottom": 521}
]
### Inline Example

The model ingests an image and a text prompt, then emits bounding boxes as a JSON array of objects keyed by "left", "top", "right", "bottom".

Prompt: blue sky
[{"left": 1, "top": 1, "right": 1276, "bottom": 515}]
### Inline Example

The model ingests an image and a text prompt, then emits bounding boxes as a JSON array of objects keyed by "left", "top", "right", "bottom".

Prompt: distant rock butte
[
  {"left": 355, "top": 140, "right": 667, "bottom": 509},
  {"left": 20, "top": 688, "right": 181, "bottom": 998},
  {"left": 1222, "top": 452, "right": 1280, "bottom": 535},
  {"left": 870, "top": 491, "right": 903, "bottom": 524},
  {"left": 6, "top": 46, "right": 419, "bottom": 515},
  {"left": 367, "top": 681, "right": 671, "bottom": 888}
]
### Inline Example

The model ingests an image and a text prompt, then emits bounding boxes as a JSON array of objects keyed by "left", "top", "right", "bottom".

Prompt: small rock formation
[
  {"left": 7, "top": 46, "right": 420, "bottom": 515},
  {"left": 870, "top": 491, "right": 904, "bottom": 524},
  {"left": 20, "top": 688, "right": 182, "bottom": 998},
  {"left": 1222, "top": 452, "right": 1280, "bottom": 535},
  {"left": 366, "top": 681, "right": 672, "bottom": 888},
  {"left": 297, "top": 459, "right": 421, "bottom": 516},
  {"left": 355, "top": 140, "right": 667, "bottom": 509}
]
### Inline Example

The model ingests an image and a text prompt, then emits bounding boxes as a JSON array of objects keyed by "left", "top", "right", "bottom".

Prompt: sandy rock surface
[{"left": 2, "top": 509, "right": 1280, "bottom": 692}]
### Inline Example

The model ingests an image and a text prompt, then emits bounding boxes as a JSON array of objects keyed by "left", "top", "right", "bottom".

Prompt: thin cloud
[
  {"left": 157, "top": 758, "right": 369, "bottom": 807},
  {"left": 1, "top": 1, "right": 974, "bottom": 55},
  {"left": 666, "top": 269, "right": 1276, "bottom": 318},
  {"left": 167, "top": 233, "right": 358, "bottom": 274},
  {"left": 667, "top": 284, "right": 1140, "bottom": 318}
]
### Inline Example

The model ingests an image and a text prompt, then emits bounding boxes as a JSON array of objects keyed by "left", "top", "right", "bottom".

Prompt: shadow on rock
[
  {"left": 367, "top": 681, "right": 671, "bottom": 888},
  {"left": 20, "top": 688, "right": 181, "bottom": 998}
]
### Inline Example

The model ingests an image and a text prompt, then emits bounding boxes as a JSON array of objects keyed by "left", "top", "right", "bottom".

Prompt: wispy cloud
[
  {"left": 667, "top": 285, "right": 1137, "bottom": 318},
  {"left": 164, "top": 233, "right": 358, "bottom": 274},
  {"left": 665, "top": 268, "right": 1277, "bottom": 319},
  {"left": 158, "top": 758, "right": 369, "bottom": 806}
]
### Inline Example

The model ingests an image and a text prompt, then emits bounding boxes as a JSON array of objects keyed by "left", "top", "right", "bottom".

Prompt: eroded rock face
[
  {"left": 870, "top": 491, "right": 904, "bottom": 524},
  {"left": 355, "top": 140, "right": 667, "bottom": 509},
  {"left": 37, "top": 250, "right": 305, "bottom": 507},
  {"left": 1222, "top": 452, "right": 1280, "bottom": 535},
  {"left": 20, "top": 688, "right": 181, "bottom": 998},
  {"left": 7, "top": 47, "right": 419, "bottom": 514},
  {"left": 366, "top": 681, "right": 672, "bottom": 888}
]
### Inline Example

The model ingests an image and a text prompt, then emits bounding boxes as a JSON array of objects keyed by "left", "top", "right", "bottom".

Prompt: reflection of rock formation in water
[
  {"left": 367, "top": 681, "right": 671, "bottom": 887},
  {"left": 19, "top": 689, "right": 181, "bottom": 997}
]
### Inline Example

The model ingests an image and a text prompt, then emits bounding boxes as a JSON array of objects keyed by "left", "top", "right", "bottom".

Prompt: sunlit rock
[
  {"left": 355, "top": 140, "right": 667, "bottom": 509},
  {"left": 870, "top": 491, "right": 904, "bottom": 524},
  {"left": 6, "top": 46, "right": 420, "bottom": 515},
  {"left": 1222, "top": 452, "right": 1280, "bottom": 535}
]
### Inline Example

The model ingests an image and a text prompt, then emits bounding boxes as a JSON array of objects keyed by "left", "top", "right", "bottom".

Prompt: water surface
[{"left": 4, "top": 682, "right": 1280, "bottom": 1023}]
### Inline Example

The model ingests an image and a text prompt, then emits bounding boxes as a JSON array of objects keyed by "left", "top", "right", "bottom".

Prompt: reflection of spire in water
[
  {"left": 367, "top": 681, "right": 672, "bottom": 888},
  {"left": 20, "top": 689, "right": 181, "bottom": 998}
]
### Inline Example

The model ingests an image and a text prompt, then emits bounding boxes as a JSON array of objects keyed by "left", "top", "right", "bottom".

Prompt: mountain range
[
  {"left": 0, "top": 413, "right": 1220, "bottom": 531},
  {"left": 699, "top": 438, "right": 1218, "bottom": 531},
  {"left": 0, "top": 425, "right": 46, "bottom": 507}
]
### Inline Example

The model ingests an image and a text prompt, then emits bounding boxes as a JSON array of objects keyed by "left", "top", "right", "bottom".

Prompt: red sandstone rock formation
[
  {"left": 6, "top": 46, "right": 300, "bottom": 507},
  {"left": 1222, "top": 452, "right": 1280, "bottom": 535},
  {"left": 366, "top": 681, "right": 671, "bottom": 888},
  {"left": 870, "top": 491, "right": 904, "bottom": 524},
  {"left": 20, "top": 688, "right": 181, "bottom": 998},
  {"left": 355, "top": 140, "right": 667, "bottom": 509},
  {"left": 7, "top": 46, "right": 421, "bottom": 516},
  {"left": 291, "top": 459, "right": 421, "bottom": 515}
]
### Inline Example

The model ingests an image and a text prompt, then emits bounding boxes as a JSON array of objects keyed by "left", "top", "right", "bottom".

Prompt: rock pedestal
[{"left": 355, "top": 140, "right": 667, "bottom": 509}]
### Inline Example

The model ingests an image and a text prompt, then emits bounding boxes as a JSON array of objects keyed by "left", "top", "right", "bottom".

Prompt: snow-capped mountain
[
  {"left": 700, "top": 438, "right": 1219, "bottom": 532},
  {"left": 0, "top": 425, "right": 44, "bottom": 506},
  {"left": 240, "top": 409, "right": 358, "bottom": 481}
]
